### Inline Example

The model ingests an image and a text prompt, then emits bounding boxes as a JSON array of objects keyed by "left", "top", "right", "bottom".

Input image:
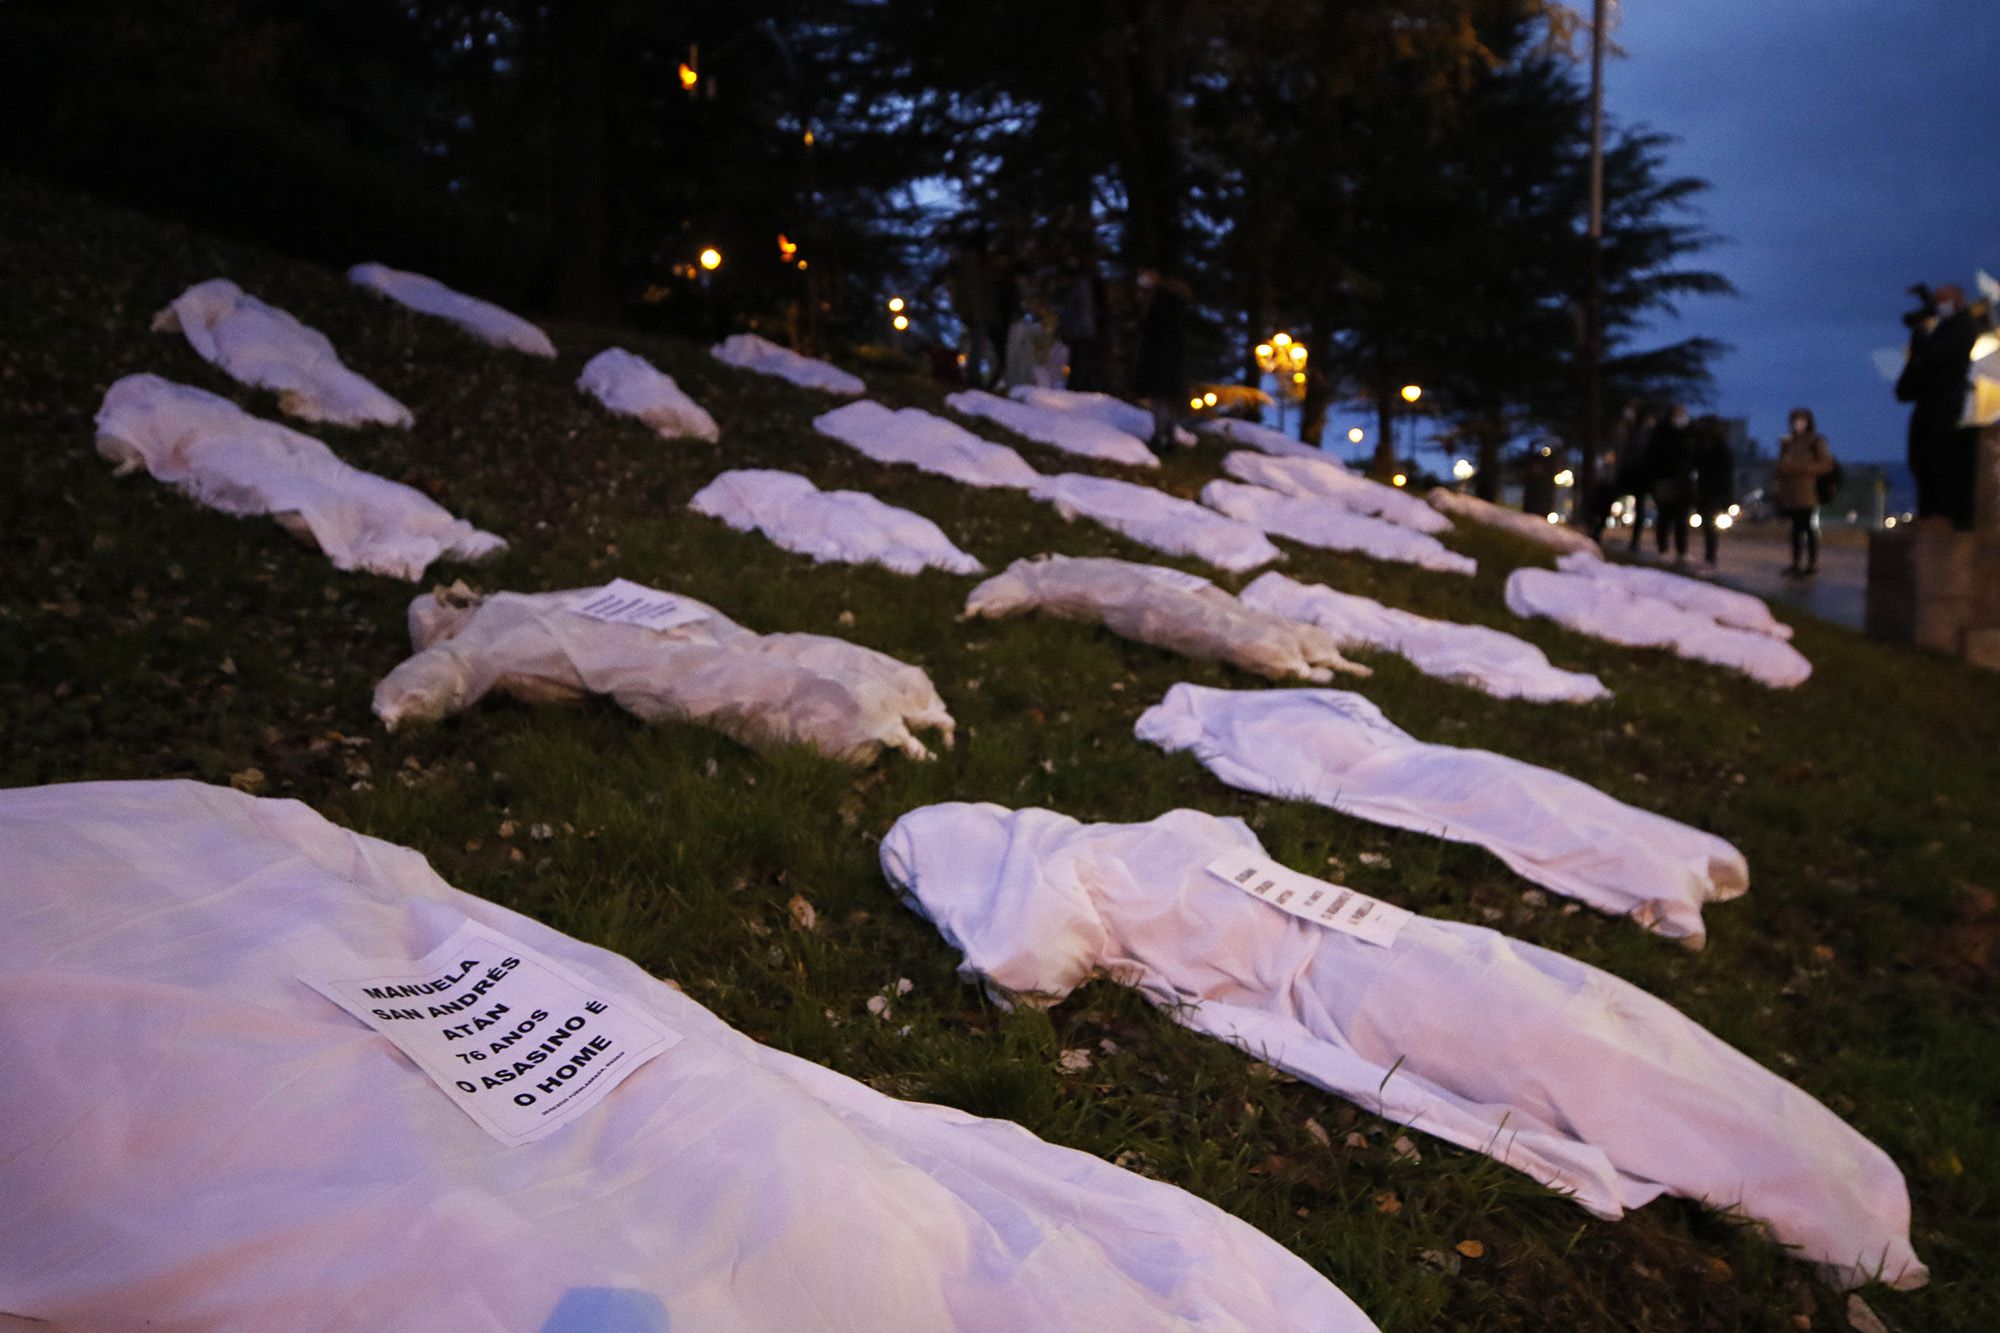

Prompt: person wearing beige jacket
[{"left": 1773, "top": 408, "right": 1836, "bottom": 576}]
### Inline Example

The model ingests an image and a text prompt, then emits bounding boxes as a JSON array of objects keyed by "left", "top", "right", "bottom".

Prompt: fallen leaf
[
  {"left": 1302, "top": 1117, "right": 1330, "bottom": 1147},
  {"left": 1373, "top": 1191, "right": 1402, "bottom": 1215},
  {"left": 1846, "top": 1294, "right": 1888, "bottom": 1333},
  {"left": 787, "top": 895, "right": 818, "bottom": 932},
  {"left": 1057, "top": 1048, "right": 1093, "bottom": 1073},
  {"left": 228, "top": 767, "right": 265, "bottom": 793},
  {"left": 865, "top": 995, "right": 891, "bottom": 1018},
  {"left": 1344, "top": 1132, "right": 1368, "bottom": 1150},
  {"left": 1455, "top": 1238, "right": 1484, "bottom": 1259},
  {"left": 1391, "top": 1135, "right": 1421, "bottom": 1162}
]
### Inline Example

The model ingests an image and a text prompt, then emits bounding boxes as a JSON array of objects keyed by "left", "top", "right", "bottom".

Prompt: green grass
[{"left": 3, "top": 173, "right": 1998, "bottom": 1329}]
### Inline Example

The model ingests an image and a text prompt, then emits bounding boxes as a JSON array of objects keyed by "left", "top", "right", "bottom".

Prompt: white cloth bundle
[
  {"left": 1202, "top": 417, "right": 1326, "bottom": 460},
  {"left": 710, "top": 332, "right": 865, "bottom": 395},
  {"left": 1135, "top": 683, "right": 1746, "bottom": 946},
  {"left": 1220, "top": 451, "right": 1451, "bottom": 535},
  {"left": 1426, "top": 488, "right": 1602, "bottom": 559},
  {"left": 577, "top": 347, "right": 721, "bottom": 441},
  {"left": 1506, "top": 567, "right": 1812, "bottom": 689},
  {"left": 947, "top": 389, "right": 1160, "bottom": 469},
  {"left": 1201, "top": 480, "right": 1476, "bottom": 576},
  {"left": 1031, "top": 473, "right": 1283, "bottom": 573},
  {"left": 1241, "top": 572, "right": 1608, "bottom": 703},
  {"left": 1007, "top": 384, "right": 1155, "bottom": 441},
  {"left": 814, "top": 400, "right": 1042, "bottom": 490},
  {"left": 965, "top": 556, "right": 1368, "bottom": 682},
  {"left": 347, "top": 262, "right": 556, "bottom": 358},
  {"left": 94, "top": 374, "right": 504, "bottom": 581},
  {"left": 1553, "top": 552, "right": 1793, "bottom": 640},
  {"left": 0, "top": 781, "right": 1370, "bottom": 1332},
  {"left": 373, "top": 582, "right": 954, "bottom": 762},
  {"left": 881, "top": 801, "right": 1925, "bottom": 1293},
  {"left": 691, "top": 469, "right": 983, "bottom": 576},
  {"left": 151, "top": 278, "right": 413, "bottom": 427}
]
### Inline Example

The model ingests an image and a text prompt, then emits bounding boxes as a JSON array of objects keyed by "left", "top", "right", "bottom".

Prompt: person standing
[
  {"left": 1644, "top": 404, "right": 1696, "bottom": 562},
  {"left": 1895, "top": 282, "right": 1980, "bottom": 527},
  {"left": 1132, "top": 268, "right": 1190, "bottom": 454},
  {"left": 1690, "top": 415, "right": 1735, "bottom": 566},
  {"left": 1772, "top": 408, "right": 1835, "bottom": 577},
  {"left": 1054, "top": 253, "right": 1104, "bottom": 392}
]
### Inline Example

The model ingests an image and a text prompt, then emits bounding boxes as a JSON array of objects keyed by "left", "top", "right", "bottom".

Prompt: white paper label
[
  {"left": 568, "top": 578, "right": 709, "bottom": 631},
  {"left": 301, "top": 921, "right": 680, "bottom": 1145},
  {"left": 1143, "top": 567, "right": 1215, "bottom": 594},
  {"left": 1205, "top": 847, "right": 1411, "bottom": 947}
]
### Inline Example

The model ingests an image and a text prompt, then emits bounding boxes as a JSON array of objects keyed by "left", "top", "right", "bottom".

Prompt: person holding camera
[
  {"left": 1895, "top": 282, "right": 1980, "bottom": 528},
  {"left": 1773, "top": 407, "right": 1835, "bottom": 577}
]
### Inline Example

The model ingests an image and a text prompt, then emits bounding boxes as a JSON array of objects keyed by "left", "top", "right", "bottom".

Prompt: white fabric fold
[
  {"left": 1240, "top": 572, "right": 1608, "bottom": 703},
  {"left": 814, "top": 400, "right": 1042, "bottom": 490},
  {"left": 1007, "top": 385, "right": 1156, "bottom": 441},
  {"left": 372, "top": 582, "right": 954, "bottom": 762},
  {"left": 880, "top": 801, "right": 1924, "bottom": 1293},
  {"left": 691, "top": 469, "right": 983, "bottom": 576},
  {"left": 347, "top": 262, "right": 556, "bottom": 357},
  {"left": 1221, "top": 451, "right": 1451, "bottom": 534},
  {"left": 1426, "top": 488, "right": 1603, "bottom": 559},
  {"left": 947, "top": 389, "right": 1160, "bottom": 469},
  {"left": 710, "top": 332, "right": 866, "bottom": 395},
  {"left": 578, "top": 347, "right": 721, "bottom": 441},
  {"left": 1201, "top": 480, "right": 1475, "bottom": 576},
  {"left": 0, "top": 781, "right": 1370, "bottom": 1332},
  {"left": 964, "top": 556, "right": 1367, "bottom": 682},
  {"left": 94, "top": 374, "right": 504, "bottom": 581},
  {"left": 1554, "top": 551, "right": 1794, "bottom": 640},
  {"left": 151, "top": 277, "right": 413, "bottom": 427},
  {"left": 1031, "top": 473, "right": 1283, "bottom": 572},
  {"left": 1506, "top": 567, "right": 1812, "bottom": 689},
  {"left": 1201, "top": 417, "right": 1327, "bottom": 460},
  {"left": 1134, "top": 683, "right": 1746, "bottom": 946}
]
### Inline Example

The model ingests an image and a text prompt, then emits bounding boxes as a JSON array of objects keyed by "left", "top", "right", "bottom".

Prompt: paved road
[{"left": 1609, "top": 522, "right": 1867, "bottom": 632}]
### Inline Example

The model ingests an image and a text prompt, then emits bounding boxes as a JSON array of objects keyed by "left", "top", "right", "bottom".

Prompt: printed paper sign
[
  {"left": 1142, "top": 567, "right": 1215, "bottom": 594},
  {"left": 301, "top": 921, "right": 680, "bottom": 1145},
  {"left": 568, "top": 578, "right": 709, "bottom": 631},
  {"left": 1206, "top": 847, "right": 1411, "bottom": 948}
]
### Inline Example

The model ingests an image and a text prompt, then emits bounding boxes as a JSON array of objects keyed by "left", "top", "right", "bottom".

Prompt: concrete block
[{"left": 1965, "top": 627, "right": 2000, "bottom": 672}]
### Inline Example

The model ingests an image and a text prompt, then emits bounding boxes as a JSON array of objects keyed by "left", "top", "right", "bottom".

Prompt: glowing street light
[
  {"left": 678, "top": 62, "right": 699, "bottom": 91},
  {"left": 698, "top": 247, "right": 722, "bottom": 272},
  {"left": 1202, "top": 391, "right": 1218, "bottom": 407},
  {"left": 1188, "top": 396, "right": 1204, "bottom": 410},
  {"left": 1287, "top": 344, "right": 1307, "bottom": 365},
  {"left": 1272, "top": 332, "right": 1293, "bottom": 349},
  {"left": 1348, "top": 427, "right": 1365, "bottom": 444},
  {"left": 796, "top": 259, "right": 808, "bottom": 271},
  {"left": 777, "top": 233, "right": 798, "bottom": 260},
  {"left": 887, "top": 296, "right": 906, "bottom": 313},
  {"left": 1400, "top": 384, "right": 1422, "bottom": 404},
  {"left": 1255, "top": 342, "right": 1273, "bottom": 360},
  {"left": 891, "top": 313, "right": 909, "bottom": 331},
  {"left": 1553, "top": 468, "right": 1575, "bottom": 488},
  {"left": 1391, "top": 473, "right": 1408, "bottom": 488},
  {"left": 1452, "top": 458, "right": 1474, "bottom": 481}
]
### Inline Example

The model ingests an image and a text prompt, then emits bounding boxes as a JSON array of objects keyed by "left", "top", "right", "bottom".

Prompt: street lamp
[
  {"left": 891, "top": 313, "right": 909, "bottom": 332},
  {"left": 1452, "top": 458, "right": 1474, "bottom": 482},
  {"left": 1400, "top": 384, "right": 1422, "bottom": 404},
  {"left": 1397, "top": 384, "right": 1422, "bottom": 472},
  {"left": 1348, "top": 427, "right": 1364, "bottom": 445},
  {"left": 698, "top": 247, "right": 722, "bottom": 272},
  {"left": 887, "top": 296, "right": 905, "bottom": 313}
]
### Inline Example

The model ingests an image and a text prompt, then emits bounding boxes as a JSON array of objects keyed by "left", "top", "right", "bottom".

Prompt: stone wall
[{"left": 1867, "top": 427, "right": 2000, "bottom": 666}]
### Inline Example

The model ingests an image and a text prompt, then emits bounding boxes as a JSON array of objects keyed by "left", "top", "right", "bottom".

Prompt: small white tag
[
  {"left": 1143, "top": 567, "right": 1215, "bottom": 594},
  {"left": 1205, "top": 847, "right": 1411, "bottom": 947},
  {"left": 301, "top": 921, "right": 680, "bottom": 1146},
  {"left": 569, "top": 578, "right": 709, "bottom": 631}
]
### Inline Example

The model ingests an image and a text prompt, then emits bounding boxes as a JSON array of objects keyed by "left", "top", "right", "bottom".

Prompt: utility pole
[{"left": 1582, "top": 0, "right": 1608, "bottom": 494}]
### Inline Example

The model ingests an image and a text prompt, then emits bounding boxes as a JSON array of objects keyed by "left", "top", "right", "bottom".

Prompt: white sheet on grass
[
  {"left": 1506, "top": 567, "right": 1812, "bottom": 689},
  {"left": 1201, "top": 480, "right": 1476, "bottom": 576},
  {"left": 347, "top": 262, "right": 556, "bottom": 358},
  {"left": 94, "top": 374, "right": 504, "bottom": 581},
  {"left": 814, "top": 400, "right": 1042, "bottom": 490},
  {"left": 578, "top": 347, "right": 721, "bottom": 442},
  {"left": 1007, "top": 385, "right": 1155, "bottom": 441},
  {"left": 710, "top": 332, "right": 865, "bottom": 395},
  {"left": 373, "top": 582, "right": 954, "bottom": 762},
  {"left": 1221, "top": 450, "right": 1451, "bottom": 534},
  {"left": 0, "top": 781, "right": 1371, "bottom": 1332},
  {"left": 1554, "top": 551, "right": 1793, "bottom": 639},
  {"left": 1031, "top": 473, "right": 1283, "bottom": 573},
  {"left": 1135, "top": 683, "right": 1746, "bottom": 946},
  {"left": 965, "top": 556, "right": 1367, "bottom": 682},
  {"left": 691, "top": 469, "right": 982, "bottom": 576},
  {"left": 1427, "top": 488, "right": 1603, "bottom": 559},
  {"left": 881, "top": 801, "right": 1924, "bottom": 1293},
  {"left": 1202, "top": 417, "right": 1327, "bottom": 460},
  {"left": 1241, "top": 572, "right": 1608, "bottom": 703},
  {"left": 947, "top": 389, "right": 1160, "bottom": 469},
  {"left": 151, "top": 278, "right": 412, "bottom": 428}
]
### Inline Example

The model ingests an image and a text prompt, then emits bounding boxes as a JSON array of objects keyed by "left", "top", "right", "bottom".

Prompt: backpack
[{"left": 1816, "top": 457, "right": 1844, "bottom": 506}]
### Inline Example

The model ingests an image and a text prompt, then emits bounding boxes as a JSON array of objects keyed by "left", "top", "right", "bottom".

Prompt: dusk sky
[{"left": 1606, "top": 0, "right": 2000, "bottom": 462}]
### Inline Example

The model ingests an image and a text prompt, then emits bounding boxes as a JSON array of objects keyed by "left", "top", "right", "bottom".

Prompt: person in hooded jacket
[
  {"left": 1690, "top": 415, "right": 1736, "bottom": 566},
  {"left": 1773, "top": 407, "right": 1836, "bottom": 577},
  {"left": 1643, "top": 404, "right": 1696, "bottom": 561}
]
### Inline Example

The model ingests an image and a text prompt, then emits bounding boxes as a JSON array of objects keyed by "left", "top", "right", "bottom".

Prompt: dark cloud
[{"left": 1607, "top": 0, "right": 2000, "bottom": 458}]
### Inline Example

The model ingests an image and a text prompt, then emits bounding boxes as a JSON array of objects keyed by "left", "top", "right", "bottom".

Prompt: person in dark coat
[
  {"left": 1132, "top": 268, "right": 1190, "bottom": 453},
  {"left": 1643, "top": 404, "right": 1696, "bottom": 561},
  {"left": 1690, "top": 415, "right": 1735, "bottom": 566},
  {"left": 1604, "top": 402, "right": 1657, "bottom": 550},
  {"left": 1895, "top": 282, "right": 1980, "bottom": 528},
  {"left": 1054, "top": 252, "right": 1105, "bottom": 393}
]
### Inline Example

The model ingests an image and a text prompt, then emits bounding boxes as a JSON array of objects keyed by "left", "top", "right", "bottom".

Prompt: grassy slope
[{"left": 2, "top": 175, "right": 1996, "bottom": 1330}]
